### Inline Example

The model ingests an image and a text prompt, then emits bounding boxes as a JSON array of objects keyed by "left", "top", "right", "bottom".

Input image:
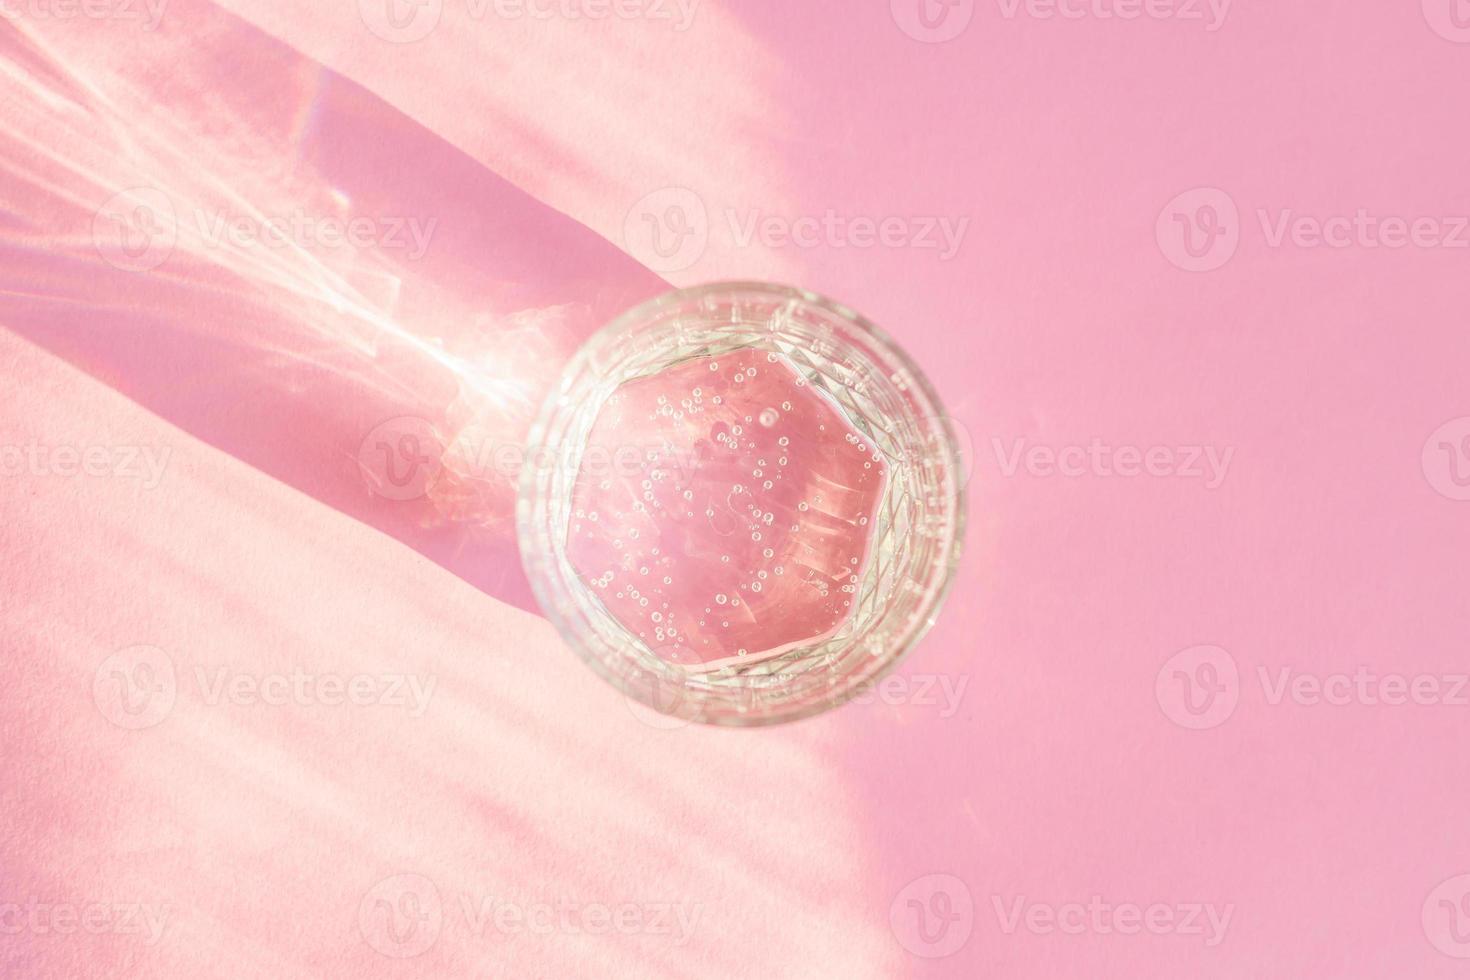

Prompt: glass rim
[{"left": 517, "top": 280, "right": 969, "bottom": 727}]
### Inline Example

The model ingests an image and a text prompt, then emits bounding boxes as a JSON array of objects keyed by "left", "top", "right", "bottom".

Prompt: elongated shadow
[{"left": 0, "top": 8, "right": 668, "bottom": 612}]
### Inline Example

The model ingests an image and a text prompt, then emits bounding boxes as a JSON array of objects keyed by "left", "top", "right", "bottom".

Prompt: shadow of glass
[{"left": 0, "top": 8, "right": 669, "bottom": 612}]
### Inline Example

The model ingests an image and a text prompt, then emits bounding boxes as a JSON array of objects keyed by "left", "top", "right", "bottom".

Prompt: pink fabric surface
[
  {"left": 2, "top": 1, "right": 1470, "bottom": 977},
  {"left": 0, "top": 330, "right": 890, "bottom": 978}
]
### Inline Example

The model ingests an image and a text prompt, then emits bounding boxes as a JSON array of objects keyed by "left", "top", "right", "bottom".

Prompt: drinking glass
[{"left": 518, "top": 282, "right": 966, "bottom": 726}]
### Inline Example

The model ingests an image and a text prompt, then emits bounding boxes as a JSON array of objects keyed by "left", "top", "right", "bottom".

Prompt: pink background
[{"left": 3, "top": 0, "right": 1470, "bottom": 976}]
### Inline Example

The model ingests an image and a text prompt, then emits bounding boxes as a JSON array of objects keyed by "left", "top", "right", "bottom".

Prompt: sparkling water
[{"left": 565, "top": 347, "right": 888, "bottom": 670}]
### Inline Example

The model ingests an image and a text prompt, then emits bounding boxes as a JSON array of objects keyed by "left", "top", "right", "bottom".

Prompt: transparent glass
[{"left": 517, "top": 282, "right": 966, "bottom": 726}]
